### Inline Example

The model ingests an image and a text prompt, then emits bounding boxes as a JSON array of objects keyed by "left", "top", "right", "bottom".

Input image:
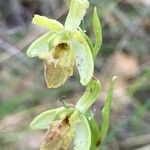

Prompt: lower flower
[{"left": 30, "top": 108, "right": 91, "bottom": 150}]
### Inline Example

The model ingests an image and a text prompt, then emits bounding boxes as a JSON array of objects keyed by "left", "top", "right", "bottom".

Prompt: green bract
[
  {"left": 26, "top": 0, "right": 95, "bottom": 88},
  {"left": 93, "top": 7, "right": 102, "bottom": 59},
  {"left": 99, "top": 76, "right": 117, "bottom": 143},
  {"left": 76, "top": 78, "right": 101, "bottom": 113}
]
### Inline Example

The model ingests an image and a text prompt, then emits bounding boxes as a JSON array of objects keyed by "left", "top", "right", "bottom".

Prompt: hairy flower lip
[
  {"left": 41, "top": 115, "right": 74, "bottom": 150},
  {"left": 53, "top": 42, "right": 70, "bottom": 59},
  {"left": 40, "top": 110, "right": 91, "bottom": 150}
]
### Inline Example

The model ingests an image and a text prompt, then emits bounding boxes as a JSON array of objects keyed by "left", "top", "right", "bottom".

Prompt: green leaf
[
  {"left": 92, "top": 7, "right": 102, "bottom": 59},
  {"left": 65, "top": 0, "right": 89, "bottom": 30},
  {"left": 30, "top": 107, "right": 72, "bottom": 129},
  {"left": 32, "top": 15, "right": 64, "bottom": 32},
  {"left": 76, "top": 79, "right": 101, "bottom": 113},
  {"left": 71, "top": 41, "right": 94, "bottom": 86},
  {"left": 99, "top": 76, "right": 117, "bottom": 142},
  {"left": 26, "top": 31, "right": 55, "bottom": 59},
  {"left": 70, "top": 111, "right": 91, "bottom": 150}
]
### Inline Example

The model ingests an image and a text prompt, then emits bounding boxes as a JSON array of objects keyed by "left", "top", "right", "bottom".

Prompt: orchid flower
[
  {"left": 26, "top": 0, "right": 98, "bottom": 88},
  {"left": 30, "top": 79, "right": 101, "bottom": 150}
]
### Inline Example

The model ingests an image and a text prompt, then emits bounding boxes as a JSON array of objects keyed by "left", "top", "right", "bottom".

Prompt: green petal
[
  {"left": 92, "top": 7, "right": 102, "bottom": 59},
  {"left": 76, "top": 79, "right": 101, "bottom": 113},
  {"left": 65, "top": 0, "right": 89, "bottom": 30},
  {"left": 48, "top": 31, "right": 70, "bottom": 50},
  {"left": 32, "top": 15, "right": 64, "bottom": 32},
  {"left": 26, "top": 31, "right": 55, "bottom": 59},
  {"left": 44, "top": 44, "right": 75, "bottom": 88},
  {"left": 30, "top": 107, "right": 72, "bottom": 129},
  {"left": 70, "top": 111, "right": 91, "bottom": 150},
  {"left": 71, "top": 41, "right": 94, "bottom": 86}
]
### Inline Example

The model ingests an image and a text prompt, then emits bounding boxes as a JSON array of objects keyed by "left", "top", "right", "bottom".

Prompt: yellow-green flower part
[{"left": 26, "top": 0, "right": 94, "bottom": 88}]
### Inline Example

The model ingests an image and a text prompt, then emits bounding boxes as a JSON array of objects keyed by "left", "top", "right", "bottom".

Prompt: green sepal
[
  {"left": 92, "top": 7, "right": 102, "bottom": 59},
  {"left": 70, "top": 111, "right": 91, "bottom": 150},
  {"left": 98, "top": 76, "right": 117, "bottom": 142},
  {"left": 71, "top": 41, "right": 94, "bottom": 86},
  {"left": 26, "top": 31, "right": 55, "bottom": 59},
  {"left": 65, "top": 0, "right": 89, "bottom": 30},
  {"left": 76, "top": 78, "right": 101, "bottom": 113},
  {"left": 30, "top": 107, "right": 73, "bottom": 129},
  {"left": 32, "top": 15, "right": 64, "bottom": 32}
]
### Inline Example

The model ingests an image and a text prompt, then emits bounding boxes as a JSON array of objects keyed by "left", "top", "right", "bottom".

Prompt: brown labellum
[
  {"left": 44, "top": 42, "right": 75, "bottom": 88},
  {"left": 40, "top": 116, "right": 74, "bottom": 150}
]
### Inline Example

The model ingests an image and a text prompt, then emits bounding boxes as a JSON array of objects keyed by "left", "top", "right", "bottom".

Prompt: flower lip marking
[
  {"left": 40, "top": 115, "right": 73, "bottom": 150},
  {"left": 53, "top": 42, "right": 69, "bottom": 59}
]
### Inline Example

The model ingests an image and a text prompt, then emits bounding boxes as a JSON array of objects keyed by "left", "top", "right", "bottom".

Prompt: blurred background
[{"left": 0, "top": 0, "right": 149, "bottom": 149}]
